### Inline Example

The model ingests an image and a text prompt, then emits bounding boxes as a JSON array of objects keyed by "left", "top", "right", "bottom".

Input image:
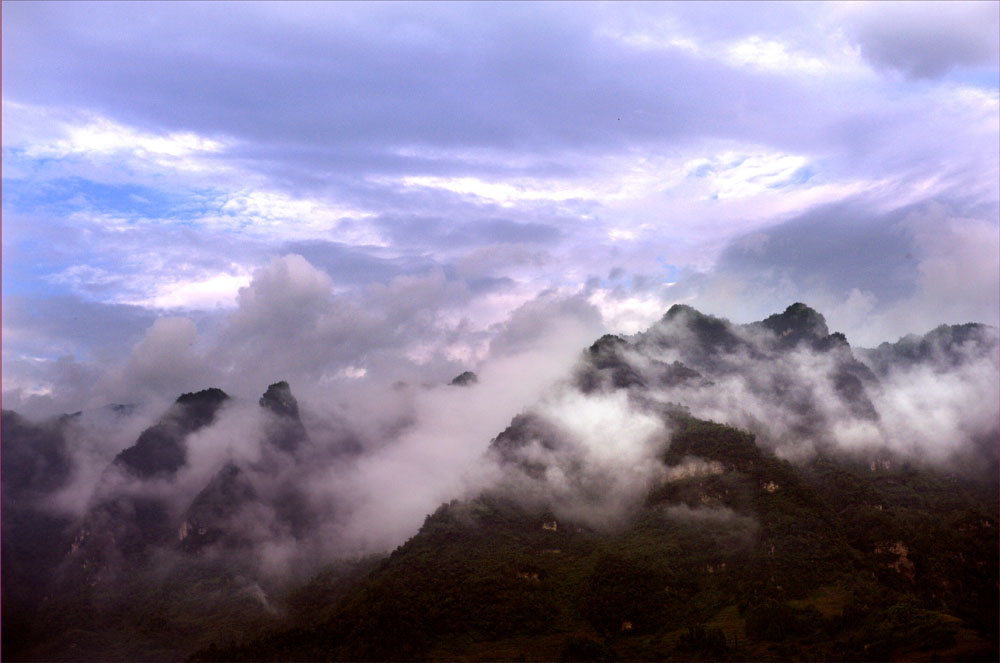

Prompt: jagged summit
[
  {"left": 176, "top": 387, "right": 229, "bottom": 405},
  {"left": 2, "top": 310, "right": 997, "bottom": 663},
  {"left": 659, "top": 302, "right": 847, "bottom": 352},
  {"left": 582, "top": 303, "right": 883, "bottom": 429},
  {"left": 760, "top": 302, "right": 830, "bottom": 347},
  {"left": 654, "top": 304, "right": 744, "bottom": 356},
  {"left": 260, "top": 380, "right": 300, "bottom": 419},
  {"left": 259, "top": 381, "right": 308, "bottom": 453},
  {"left": 114, "top": 387, "right": 230, "bottom": 479}
]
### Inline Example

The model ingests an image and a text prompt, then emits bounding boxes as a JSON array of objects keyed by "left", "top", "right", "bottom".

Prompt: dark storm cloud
[
  {"left": 717, "top": 198, "right": 921, "bottom": 304},
  {"left": 843, "top": 1, "right": 1000, "bottom": 79},
  {"left": 667, "top": 195, "right": 999, "bottom": 348},
  {"left": 375, "top": 214, "right": 563, "bottom": 249}
]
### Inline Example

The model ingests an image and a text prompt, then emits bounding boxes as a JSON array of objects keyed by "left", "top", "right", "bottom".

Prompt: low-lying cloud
[{"left": 6, "top": 254, "right": 997, "bottom": 611}]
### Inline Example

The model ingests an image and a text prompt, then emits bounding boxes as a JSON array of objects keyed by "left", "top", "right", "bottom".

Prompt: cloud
[
  {"left": 487, "top": 387, "right": 672, "bottom": 529},
  {"left": 487, "top": 290, "right": 605, "bottom": 358},
  {"left": 1, "top": 7, "right": 997, "bottom": 657},
  {"left": 230, "top": 254, "right": 334, "bottom": 331},
  {"left": 580, "top": 303, "right": 998, "bottom": 468},
  {"left": 141, "top": 270, "right": 252, "bottom": 310},
  {"left": 7, "top": 291, "right": 993, "bottom": 628},
  {"left": 33, "top": 294, "right": 618, "bottom": 570},
  {"left": 279, "top": 240, "right": 434, "bottom": 287},
  {"left": 715, "top": 197, "right": 921, "bottom": 306},
  {"left": 842, "top": 1, "right": 1000, "bottom": 79},
  {"left": 3, "top": 3, "right": 996, "bottom": 365},
  {"left": 870, "top": 357, "right": 1000, "bottom": 464},
  {"left": 2, "top": 4, "right": 998, "bottom": 516},
  {"left": 118, "top": 317, "right": 209, "bottom": 399},
  {"left": 677, "top": 197, "right": 999, "bottom": 346}
]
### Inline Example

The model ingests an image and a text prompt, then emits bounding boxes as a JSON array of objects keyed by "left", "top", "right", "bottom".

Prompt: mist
[
  {"left": 2, "top": 291, "right": 995, "bottom": 663},
  {"left": 13, "top": 286, "right": 996, "bottom": 599},
  {"left": 2, "top": 4, "right": 997, "bottom": 660}
]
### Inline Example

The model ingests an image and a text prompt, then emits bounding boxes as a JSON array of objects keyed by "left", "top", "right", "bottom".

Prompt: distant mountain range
[{"left": 3, "top": 304, "right": 997, "bottom": 661}]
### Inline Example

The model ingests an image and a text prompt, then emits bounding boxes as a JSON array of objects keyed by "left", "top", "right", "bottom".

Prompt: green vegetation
[
  {"left": 6, "top": 308, "right": 997, "bottom": 662},
  {"left": 192, "top": 415, "right": 997, "bottom": 662}
]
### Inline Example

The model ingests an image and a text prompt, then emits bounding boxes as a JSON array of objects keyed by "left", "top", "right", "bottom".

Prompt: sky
[{"left": 3, "top": 0, "right": 999, "bottom": 418}]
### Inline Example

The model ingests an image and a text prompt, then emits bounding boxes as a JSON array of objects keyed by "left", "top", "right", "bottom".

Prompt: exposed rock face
[
  {"left": 179, "top": 462, "right": 258, "bottom": 552},
  {"left": 260, "top": 381, "right": 300, "bottom": 419},
  {"left": 875, "top": 540, "right": 916, "bottom": 582},
  {"left": 176, "top": 381, "right": 315, "bottom": 554},
  {"left": 576, "top": 303, "right": 885, "bottom": 438},
  {"left": 63, "top": 388, "right": 233, "bottom": 572},
  {"left": 759, "top": 302, "right": 830, "bottom": 348},
  {"left": 114, "top": 388, "right": 229, "bottom": 479},
  {"left": 259, "top": 381, "right": 308, "bottom": 453}
]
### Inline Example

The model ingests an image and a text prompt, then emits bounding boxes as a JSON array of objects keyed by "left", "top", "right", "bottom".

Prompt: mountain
[
  {"left": 113, "top": 388, "right": 229, "bottom": 480},
  {"left": 1, "top": 410, "right": 79, "bottom": 659},
  {"left": 201, "top": 411, "right": 998, "bottom": 662},
  {"left": 450, "top": 370, "right": 479, "bottom": 386},
  {"left": 66, "top": 388, "right": 232, "bottom": 569},
  {"left": 2, "top": 383, "right": 317, "bottom": 661},
  {"left": 259, "top": 380, "right": 309, "bottom": 453},
  {"left": 2, "top": 304, "right": 997, "bottom": 662}
]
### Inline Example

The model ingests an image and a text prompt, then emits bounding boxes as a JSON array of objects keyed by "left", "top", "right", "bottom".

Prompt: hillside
[
  {"left": 196, "top": 412, "right": 998, "bottom": 662},
  {"left": 2, "top": 304, "right": 997, "bottom": 662}
]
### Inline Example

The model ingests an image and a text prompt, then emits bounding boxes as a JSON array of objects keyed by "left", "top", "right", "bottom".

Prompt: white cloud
[
  {"left": 397, "top": 175, "right": 595, "bottom": 207},
  {"left": 698, "top": 151, "right": 811, "bottom": 200},
  {"left": 600, "top": 25, "right": 702, "bottom": 56},
  {"left": 2, "top": 0, "right": 996, "bottom": 424},
  {"left": 142, "top": 270, "right": 253, "bottom": 311},
  {"left": 587, "top": 289, "right": 668, "bottom": 335},
  {"left": 217, "top": 189, "right": 379, "bottom": 242},
  {"left": 604, "top": 18, "right": 866, "bottom": 79},
  {"left": 725, "top": 36, "right": 834, "bottom": 75},
  {"left": 19, "top": 113, "right": 228, "bottom": 174},
  {"left": 115, "top": 316, "right": 209, "bottom": 398}
]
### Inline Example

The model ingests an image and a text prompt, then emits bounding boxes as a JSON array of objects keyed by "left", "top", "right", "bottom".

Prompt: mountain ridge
[{"left": 2, "top": 303, "right": 997, "bottom": 661}]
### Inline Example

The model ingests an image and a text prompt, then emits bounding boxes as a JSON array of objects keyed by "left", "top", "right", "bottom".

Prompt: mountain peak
[
  {"left": 260, "top": 381, "right": 308, "bottom": 453},
  {"left": 260, "top": 381, "right": 300, "bottom": 419},
  {"left": 175, "top": 387, "right": 229, "bottom": 406},
  {"left": 662, "top": 303, "right": 699, "bottom": 320},
  {"left": 449, "top": 371, "right": 478, "bottom": 386},
  {"left": 760, "top": 302, "right": 829, "bottom": 345},
  {"left": 114, "top": 388, "right": 229, "bottom": 479}
]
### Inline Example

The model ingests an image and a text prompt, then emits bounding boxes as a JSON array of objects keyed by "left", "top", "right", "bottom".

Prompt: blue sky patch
[{"left": 1, "top": 176, "right": 214, "bottom": 222}]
